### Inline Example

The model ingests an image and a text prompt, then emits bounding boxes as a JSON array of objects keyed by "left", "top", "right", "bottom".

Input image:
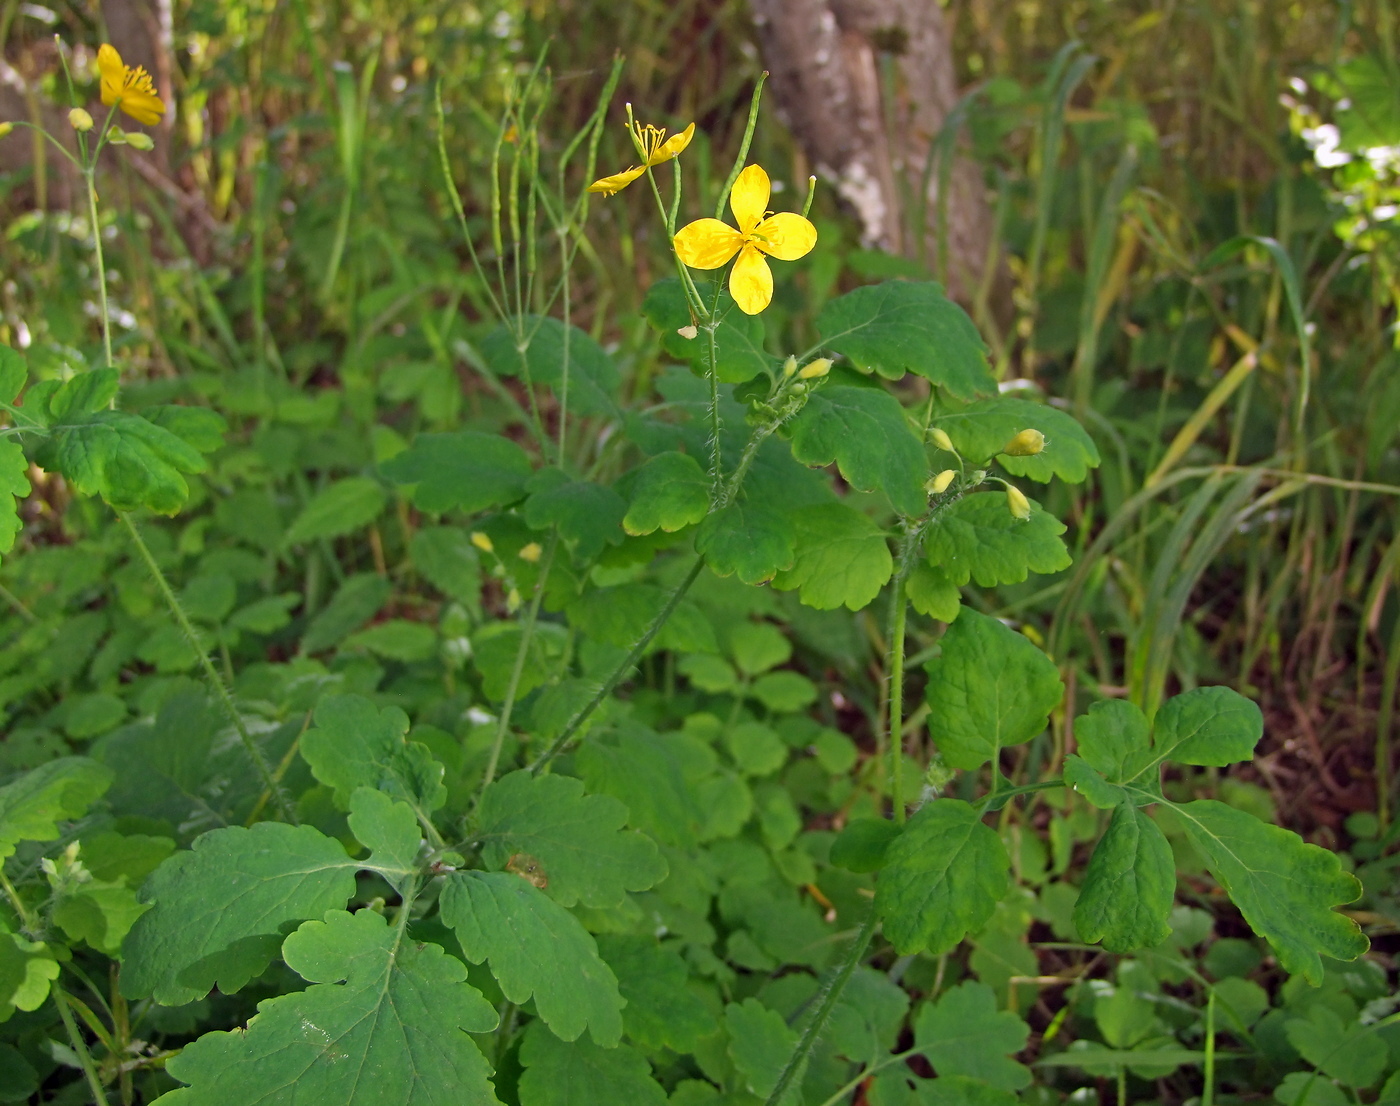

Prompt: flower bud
[
  {"left": 798, "top": 358, "right": 832, "bottom": 380},
  {"left": 1006, "top": 485, "right": 1031, "bottom": 520},
  {"left": 929, "top": 427, "right": 955, "bottom": 453},
  {"left": 782, "top": 356, "right": 798, "bottom": 378},
  {"left": 470, "top": 531, "right": 494, "bottom": 554},
  {"left": 107, "top": 128, "right": 128, "bottom": 144},
  {"left": 519, "top": 542, "right": 542, "bottom": 563},
  {"left": 926, "top": 469, "right": 956, "bottom": 495},
  {"left": 68, "top": 108, "right": 94, "bottom": 133},
  {"left": 790, "top": 382, "right": 807, "bottom": 395},
  {"left": 125, "top": 131, "right": 155, "bottom": 150},
  {"left": 1001, "top": 428, "right": 1045, "bottom": 457},
  {"left": 0, "top": 123, "right": 13, "bottom": 139}
]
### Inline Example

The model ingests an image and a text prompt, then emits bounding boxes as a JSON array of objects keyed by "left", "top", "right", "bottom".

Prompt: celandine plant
[{"left": 0, "top": 61, "right": 1374, "bottom": 1106}]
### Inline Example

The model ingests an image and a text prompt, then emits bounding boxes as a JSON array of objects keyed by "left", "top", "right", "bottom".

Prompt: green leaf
[
  {"left": 748, "top": 671, "right": 817, "bottom": 712},
  {"left": 345, "top": 788, "right": 422, "bottom": 888},
  {"left": 725, "top": 998, "right": 803, "bottom": 1105},
  {"left": 517, "top": 1021, "right": 668, "bottom": 1106},
  {"left": 284, "top": 477, "right": 386, "bottom": 545},
  {"left": 301, "top": 572, "right": 392, "bottom": 653},
  {"left": 906, "top": 561, "right": 962, "bottom": 621},
  {"left": 876, "top": 799, "right": 1009, "bottom": 956},
  {"left": 924, "top": 493, "right": 1071, "bottom": 586},
  {"left": 1174, "top": 800, "right": 1368, "bottom": 985},
  {"left": 1150, "top": 686, "right": 1263, "bottom": 768},
  {"left": 1073, "top": 803, "right": 1175, "bottom": 951},
  {"left": 931, "top": 398, "right": 1100, "bottom": 483},
  {"left": 568, "top": 583, "right": 718, "bottom": 654},
  {"left": 595, "top": 935, "right": 714, "bottom": 1053},
  {"left": 474, "top": 770, "right": 667, "bottom": 909},
  {"left": 471, "top": 621, "right": 569, "bottom": 700},
  {"left": 381, "top": 431, "right": 532, "bottom": 514},
  {"left": 771, "top": 502, "right": 893, "bottom": 611},
  {"left": 0, "top": 344, "right": 25, "bottom": 406},
  {"left": 159, "top": 909, "right": 499, "bottom": 1106},
  {"left": 696, "top": 500, "right": 795, "bottom": 584},
  {"left": 344, "top": 619, "right": 438, "bottom": 661},
  {"left": 144, "top": 405, "right": 228, "bottom": 455},
  {"left": 524, "top": 469, "right": 626, "bottom": 559},
  {"left": 1285, "top": 1006, "right": 1390, "bottom": 1089},
  {"left": 0, "top": 757, "right": 112, "bottom": 861},
  {"left": 0, "top": 440, "right": 30, "bottom": 557},
  {"left": 816, "top": 282, "right": 995, "bottom": 399},
  {"left": 913, "top": 981, "right": 1032, "bottom": 1090},
  {"left": 40, "top": 410, "right": 211, "bottom": 514},
  {"left": 787, "top": 386, "right": 928, "bottom": 517},
  {"left": 642, "top": 278, "right": 776, "bottom": 384},
  {"left": 1273, "top": 1072, "right": 1351, "bottom": 1106},
  {"left": 1069, "top": 700, "right": 1151, "bottom": 789},
  {"left": 410, "top": 526, "right": 482, "bottom": 609},
  {"left": 481, "top": 315, "right": 620, "bottom": 416},
  {"left": 924, "top": 609, "right": 1063, "bottom": 771},
  {"left": 831, "top": 818, "right": 903, "bottom": 873},
  {"left": 121, "top": 823, "right": 358, "bottom": 1004},
  {"left": 301, "top": 695, "right": 446, "bottom": 813},
  {"left": 621, "top": 451, "right": 711, "bottom": 536},
  {"left": 575, "top": 730, "right": 704, "bottom": 849},
  {"left": 0, "top": 933, "right": 59, "bottom": 1023},
  {"left": 47, "top": 368, "right": 119, "bottom": 418},
  {"left": 441, "top": 871, "right": 623, "bottom": 1046},
  {"left": 912, "top": 1075, "right": 1021, "bottom": 1106}
]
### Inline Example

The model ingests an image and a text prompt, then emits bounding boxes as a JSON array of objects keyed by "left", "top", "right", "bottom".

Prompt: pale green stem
[
  {"left": 120, "top": 514, "right": 296, "bottom": 824},
  {"left": 53, "top": 984, "right": 111, "bottom": 1106},
  {"left": 764, "top": 908, "right": 879, "bottom": 1106},
  {"left": 85, "top": 171, "right": 112, "bottom": 370}
]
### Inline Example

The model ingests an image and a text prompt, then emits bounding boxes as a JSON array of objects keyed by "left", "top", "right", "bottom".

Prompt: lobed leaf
[
  {"left": 441, "top": 871, "right": 623, "bottom": 1046},
  {"left": 725, "top": 998, "right": 803, "bottom": 1106},
  {"left": 1174, "top": 800, "right": 1369, "bottom": 985},
  {"left": 595, "top": 935, "right": 714, "bottom": 1053},
  {"left": 0, "top": 440, "right": 29, "bottom": 558},
  {"left": 621, "top": 451, "right": 710, "bottom": 536},
  {"left": 876, "top": 799, "right": 1009, "bottom": 956},
  {"left": 40, "top": 410, "right": 212, "bottom": 514},
  {"left": 642, "top": 278, "right": 777, "bottom": 384},
  {"left": 481, "top": 315, "right": 620, "bottom": 416},
  {"left": 914, "top": 981, "right": 1032, "bottom": 1090},
  {"left": 474, "top": 770, "right": 667, "bottom": 908},
  {"left": 158, "top": 909, "right": 500, "bottom": 1106},
  {"left": 381, "top": 431, "right": 532, "bottom": 514},
  {"left": 932, "top": 397, "right": 1100, "bottom": 483},
  {"left": 283, "top": 477, "right": 386, "bottom": 546},
  {"left": 1073, "top": 803, "right": 1175, "bottom": 951},
  {"left": 816, "top": 282, "right": 995, "bottom": 399},
  {"left": 121, "top": 823, "right": 359, "bottom": 1004},
  {"left": 517, "top": 1021, "right": 667, "bottom": 1106},
  {"left": 300, "top": 694, "right": 446, "bottom": 813},
  {"left": 924, "top": 609, "right": 1063, "bottom": 771},
  {"left": 696, "top": 499, "right": 795, "bottom": 584},
  {"left": 524, "top": 468, "right": 626, "bottom": 559},
  {"left": 924, "top": 493, "right": 1071, "bottom": 586},
  {"left": 787, "top": 385, "right": 928, "bottom": 517},
  {"left": 771, "top": 502, "right": 893, "bottom": 611},
  {"left": 0, "top": 757, "right": 112, "bottom": 862}
]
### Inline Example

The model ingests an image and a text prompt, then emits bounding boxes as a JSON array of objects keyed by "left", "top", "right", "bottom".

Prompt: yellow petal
[
  {"left": 674, "top": 218, "right": 743, "bottom": 269},
  {"left": 588, "top": 164, "right": 646, "bottom": 195},
  {"left": 729, "top": 164, "right": 770, "bottom": 234},
  {"left": 753, "top": 212, "right": 817, "bottom": 261},
  {"left": 729, "top": 244, "right": 774, "bottom": 315},
  {"left": 97, "top": 44, "right": 125, "bottom": 108},
  {"left": 648, "top": 122, "right": 695, "bottom": 165},
  {"left": 119, "top": 89, "right": 166, "bottom": 127}
]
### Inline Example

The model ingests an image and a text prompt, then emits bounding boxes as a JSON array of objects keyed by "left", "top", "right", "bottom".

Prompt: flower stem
[
  {"left": 120, "top": 513, "right": 297, "bottom": 824},
  {"left": 763, "top": 907, "right": 879, "bottom": 1106},
  {"left": 528, "top": 555, "right": 706, "bottom": 774},
  {"left": 53, "top": 984, "right": 111, "bottom": 1106},
  {"left": 84, "top": 170, "right": 113, "bottom": 370},
  {"left": 887, "top": 574, "right": 909, "bottom": 824}
]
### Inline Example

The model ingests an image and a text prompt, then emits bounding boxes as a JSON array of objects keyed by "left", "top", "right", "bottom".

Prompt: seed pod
[{"left": 1001, "top": 428, "right": 1045, "bottom": 457}]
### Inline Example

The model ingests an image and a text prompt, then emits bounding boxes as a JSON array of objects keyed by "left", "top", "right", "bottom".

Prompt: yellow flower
[
  {"left": 588, "top": 120, "right": 695, "bottom": 196},
  {"left": 673, "top": 164, "right": 818, "bottom": 315},
  {"left": 97, "top": 44, "right": 166, "bottom": 127}
]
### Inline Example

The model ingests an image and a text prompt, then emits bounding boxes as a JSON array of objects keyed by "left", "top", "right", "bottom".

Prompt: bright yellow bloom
[
  {"left": 97, "top": 44, "right": 166, "bottom": 127},
  {"left": 588, "top": 120, "right": 695, "bottom": 196},
  {"left": 1001, "top": 428, "right": 1046, "bottom": 457},
  {"left": 68, "top": 108, "right": 94, "bottom": 133},
  {"left": 673, "top": 164, "right": 818, "bottom": 315}
]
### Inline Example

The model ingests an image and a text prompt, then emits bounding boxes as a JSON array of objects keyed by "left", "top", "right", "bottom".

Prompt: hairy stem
[
  {"left": 120, "top": 513, "right": 296, "bottom": 824},
  {"left": 764, "top": 908, "right": 879, "bottom": 1106},
  {"left": 529, "top": 556, "right": 706, "bottom": 773},
  {"left": 53, "top": 984, "right": 110, "bottom": 1106},
  {"left": 887, "top": 575, "right": 909, "bottom": 824}
]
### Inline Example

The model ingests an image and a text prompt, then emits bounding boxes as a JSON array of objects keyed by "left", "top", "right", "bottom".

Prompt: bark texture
[{"left": 747, "top": 0, "right": 994, "bottom": 301}]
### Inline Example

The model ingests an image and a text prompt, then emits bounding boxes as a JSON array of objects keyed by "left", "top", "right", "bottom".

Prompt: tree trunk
[{"left": 747, "top": 0, "right": 996, "bottom": 304}]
